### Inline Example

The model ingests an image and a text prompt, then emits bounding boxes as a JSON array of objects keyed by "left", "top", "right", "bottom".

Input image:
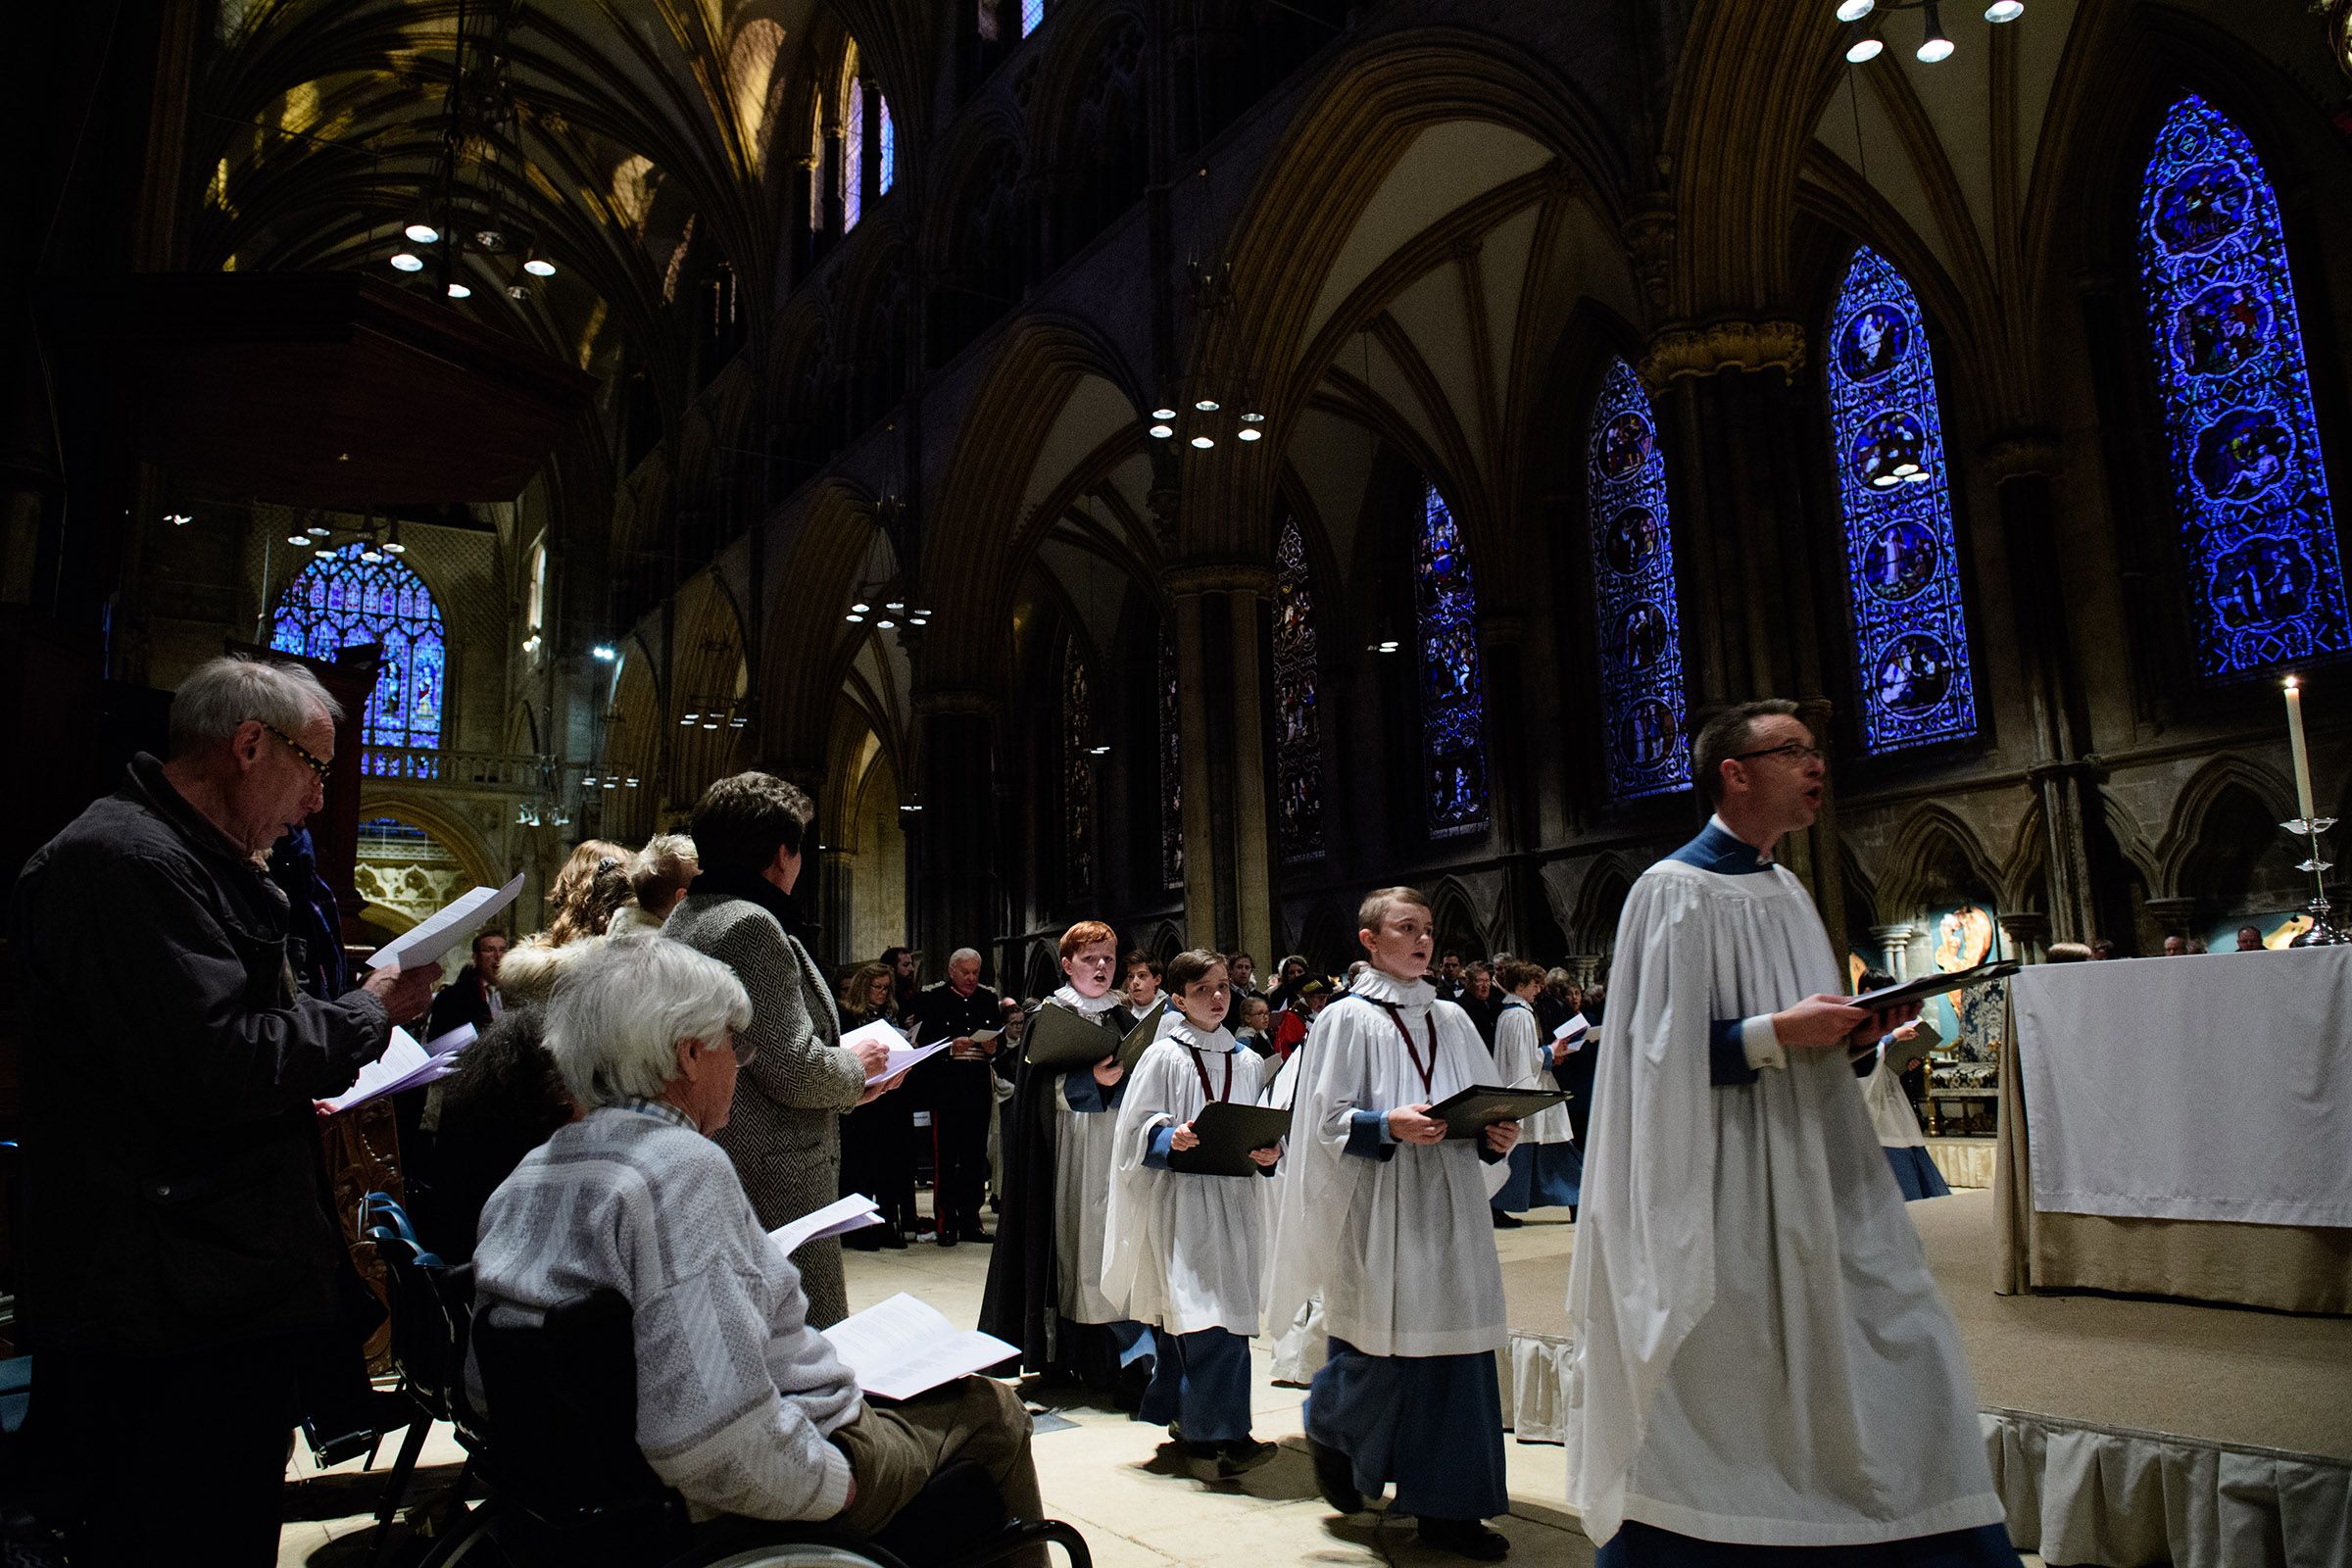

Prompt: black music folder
[
  {"left": 1163, "top": 1101, "right": 1292, "bottom": 1177},
  {"left": 1023, "top": 1003, "right": 1118, "bottom": 1071},
  {"left": 1427, "top": 1085, "right": 1567, "bottom": 1140},
  {"left": 1851, "top": 960, "right": 2018, "bottom": 1011}
]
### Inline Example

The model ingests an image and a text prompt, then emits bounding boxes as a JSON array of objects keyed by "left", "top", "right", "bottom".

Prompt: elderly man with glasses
[
  {"left": 1563, "top": 699, "right": 2022, "bottom": 1567},
  {"left": 10, "top": 653, "right": 439, "bottom": 1567}
]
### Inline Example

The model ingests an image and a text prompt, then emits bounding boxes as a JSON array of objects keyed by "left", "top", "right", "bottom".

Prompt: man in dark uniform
[
  {"left": 1459, "top": 959, "right": 1504, "bottom": 1051},
  {"left": 909, "top": 947, "right": 1002, "bottom": 1245}
]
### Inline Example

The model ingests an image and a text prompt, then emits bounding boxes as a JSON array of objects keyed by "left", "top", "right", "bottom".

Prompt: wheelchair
[{"left": 362, "top": 1200, "right": 1086, "bottom": 1568}]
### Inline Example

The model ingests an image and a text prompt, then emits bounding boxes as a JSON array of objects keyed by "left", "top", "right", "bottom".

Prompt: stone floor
[{"left": 277, "top": 1204, "right": 2040, "bottom": 1566}]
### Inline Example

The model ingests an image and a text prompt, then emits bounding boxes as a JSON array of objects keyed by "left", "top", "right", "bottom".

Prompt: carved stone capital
[
  {"left": 1983, "top": 430, "right": 2063, "bottom": 482},
  {"left": 1639, "top": 318, "right": 1806, "bottom": 389},
  {"left": 1620, "top": 196, "right": 1676, "bottom": 316},
  {"left": 911, "top": 688, "right": 1003, "bottom": 721},
  {"left": 1166, "top": 561, "right": 1274, "bottom": 599}
]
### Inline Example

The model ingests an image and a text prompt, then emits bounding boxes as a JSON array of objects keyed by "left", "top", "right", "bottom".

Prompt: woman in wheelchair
[{"left": 468, "top": 935, "right": 1048, "bottom": 1561}]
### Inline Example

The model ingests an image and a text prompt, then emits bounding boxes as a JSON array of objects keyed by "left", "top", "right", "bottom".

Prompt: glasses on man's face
[
  {"left": 1734, "top": 742, "right": 1828, "bottom": 767},
  {"left": 257, "top": 720, "right": 332, "bottom": 784}
]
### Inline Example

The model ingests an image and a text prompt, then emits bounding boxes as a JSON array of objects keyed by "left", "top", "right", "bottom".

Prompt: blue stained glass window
[
  {"left": 843, "top": 75, "right": 864, "bottom": 229},
  {"left": 270, "top": 542, "right": 446, "bottom": 772},
  {"left": 2140, "top": 95, "right": 2348, "bottom": 677},
  {"left": 1159, "top": 629, "right": 1183, "bottom": 889},
  {"left": 1274, "top": 518, "right": 1324, "bottom": 859},
  {"left": 1416, "top": 483, "right": 1487, "bottom": 836},
  {"left": 1585, "top": 357, "right": 1690, "bottom": 797},
  {"left": 1021, "top": 0, "right": 1045, "bottom": 37},
  {"left": 1825, "top": 246, "right": 1979, "bottom": 752},
  {"left": 878, "top": 98, "right": 895, "bottom": 196}
]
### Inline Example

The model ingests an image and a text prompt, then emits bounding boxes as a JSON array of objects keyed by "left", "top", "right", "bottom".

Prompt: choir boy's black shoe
[
  {"left": 1491, "top": 1211, "right": 1523, "bottom": 1229},
  {"left": 1417, "top": 1518, "right": 1510, "bottom": 1560},
  {"left": 1307, "top": 1437, "right": 1364, "bottom": 1514},
  {"left": 1214, "top": 1439, "right": 1278, "bottom": 1478}
]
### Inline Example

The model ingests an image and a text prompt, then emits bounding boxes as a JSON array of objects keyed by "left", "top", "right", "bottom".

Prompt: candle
[{"left": 2284, "top": 676, "right": 2316, "bottom": 824}]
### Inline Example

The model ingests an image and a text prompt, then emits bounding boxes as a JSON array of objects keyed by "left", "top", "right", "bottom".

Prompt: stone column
[
  {"left": 1987, "top": 433, "right": 2101, "bottom": 945},
  {"left": 1996, "top": 911, "right": 2050, "bottom": 966},
  {"left": 1167, "top": 564, "right": 1275, "bottom": 957},
  {"left": 913, "top": 690, "right": 999, "bottom": 982},
  {"left": 1174, "top": 588, "right": 1217, "bottom": 948},
  {"left": 1226, "top": 585, "right": 1274, "bottom": 968},
  {"left": 1868, "top": 923, "right": 1919, "bottom": 980}
]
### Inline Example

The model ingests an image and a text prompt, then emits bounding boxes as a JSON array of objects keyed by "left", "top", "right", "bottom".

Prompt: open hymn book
[{"left": 821, "top": 1294, "right": 1019, "bottom": 1400}]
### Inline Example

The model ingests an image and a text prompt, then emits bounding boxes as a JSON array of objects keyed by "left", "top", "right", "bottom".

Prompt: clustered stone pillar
[
  {"left": 1166, "top": 564, "right": 1274, "bottom": 963},
  {"left": 912, "top": 690, "right": 1000, "bottom": 982}
]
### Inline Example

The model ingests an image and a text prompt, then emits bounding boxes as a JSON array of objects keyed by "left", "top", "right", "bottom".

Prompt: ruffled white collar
[
  {"left": 1348, "top": 965, "right": 1436, "bottom": 1006},
  {"left": 1155, "top": 1009, "right": 1238, "bottom": 1053},
  {"left": 1050, "top": 984, "right": 1122, "bottom": 1017}
]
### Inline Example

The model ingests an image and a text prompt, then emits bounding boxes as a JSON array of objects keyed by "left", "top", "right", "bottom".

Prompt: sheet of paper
[
  {"left": 1551, "top": 1012, "right": 1591, "bottom": 1052},
  {"left": 322, "top": 1027, "right": 429, "bottom": 1112},
  {"left": 870, "top": 1039, "right": 952, "bottom": 1086},
  {"left": 422, "top": 1021, "right": 478, "bottom": 1056},
  {"left": 821, "top": 1292, "right": 1019, "bottom": 1400},
  {"left": 365, "top": 872, "right": 526, "bottom": 971},
  {"left": 769, "top": 1193, "right": 884, "bottom": 1256}
]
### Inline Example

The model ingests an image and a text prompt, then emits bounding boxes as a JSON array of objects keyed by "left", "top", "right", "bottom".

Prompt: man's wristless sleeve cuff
[{"left": 1740, "top": 1013, "right": 1786, "bottom": 1071}]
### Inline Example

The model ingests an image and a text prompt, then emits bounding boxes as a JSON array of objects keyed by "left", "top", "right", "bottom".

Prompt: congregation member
[
  {"left": 1232, "top": 993, "right": 1274, "bottom": 1054},
  {"left": 1856, "top": 970, "right": 1949, "bottom": 1203},
  {"left": 882, "top": 943, "right": 920, "bottom": 1021},
  {"left": 666, "top": 772, "right": 897, "bottom": 1327},
  {"left": 543, "top": 839, "right": 636, "bottom": 946},
  {"left": 428, "top": 928, "right": 510, "bottom": 1039},
  {"left": 1458, "top": 958, "right": 1503, "bottom": 1049},
  {"left": 1103, "top": 949, "right": 1280, "bottom": 1477},
  {"left": 1226, "top": 950, "right": 1265, "bottom": 1005},
  {"left": 1276, "top": 887, "right": 1519, "bottom": 1561},
  {"left": 910, "top": 948, "right": 1005, "bottom": 1245},
  {"left": 610, "top": 831, "right": 698, "bottom": 932},
  {"left": 12, "top": 654, "right": 438, "bottom": 1566},
  {"left": 838, "top": 960, "right": 915, "bottom": 1250},
  {"left": 1263, "top": 953, "right": 1311, "bottom": 1012},
  {"left": 980, "top": 920, "right": 1153, "bottom": 1399},
  {"left": 1488, "top": 959, "right": 1581, "bottom": 1227},
  {"left": 2235, "top": 923, "right": 2265, "bottom": 952},
  {"left": 469, "top": 936, "right": 1045, "bottom": 1550},
  {"left": 1433, "top": 951, "right": 1468, "bottom": 1003},
  {"left": 2047, "top": 941, "right": 2094, "bottom": 963},
  {"left": 1566, "top": 700, "right": 2016, "bottom": 1566}
]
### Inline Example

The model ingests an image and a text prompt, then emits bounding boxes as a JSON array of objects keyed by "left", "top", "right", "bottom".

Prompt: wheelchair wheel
[{"left": 685, "top": 1547, "right": 896, "bottom": 1568}]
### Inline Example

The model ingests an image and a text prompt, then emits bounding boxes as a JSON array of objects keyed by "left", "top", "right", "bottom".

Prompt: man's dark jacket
[
  {"left": 9, "top": 755, "right": 389, "bottom": 1353},
  {"left": 426, "top": 963, "right": 498, "bottom": 1040}
]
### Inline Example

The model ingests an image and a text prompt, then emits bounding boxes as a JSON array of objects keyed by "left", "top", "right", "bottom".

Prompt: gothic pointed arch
[
  {"left": 1876, "top": 805, "right": 2003, "bottom": 922},
  {"left": 270, "top": 542, "right": 449, "bottom": 770}
]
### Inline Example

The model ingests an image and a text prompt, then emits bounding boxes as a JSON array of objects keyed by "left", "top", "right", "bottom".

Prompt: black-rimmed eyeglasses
[{"left": 257, "top": 720, "right": 331, "bottom": 783}]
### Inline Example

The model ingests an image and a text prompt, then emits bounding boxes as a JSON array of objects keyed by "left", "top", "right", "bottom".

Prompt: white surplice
[
  {"left": 1563, "top": 826, "right": 2004, "bottom": 1548},
  {"left": 1101, "top": 1012, "right": 1269, "bottom": 1335},
  {"left": 1267, "top": 966, "right": 1509, "bottom": 1358},
  {"left": 1494, "top": 1000, "right": 1574, "bottom": 1145},
  {"left": 1046, "top": 986, "right": 1127, "bottom": 1325},
  {"left": 1863, "top": 1047, "right": 1928, "bottom": 1150}
]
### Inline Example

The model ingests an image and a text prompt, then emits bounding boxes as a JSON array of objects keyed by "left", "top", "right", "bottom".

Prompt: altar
[{"left": 1995, "top": 945, "right": 2352, "bottom": 1313}]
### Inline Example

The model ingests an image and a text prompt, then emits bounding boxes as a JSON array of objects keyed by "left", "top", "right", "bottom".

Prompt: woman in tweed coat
[{"left": 664, "top": 773, "right": 899, "bottom": 1326}]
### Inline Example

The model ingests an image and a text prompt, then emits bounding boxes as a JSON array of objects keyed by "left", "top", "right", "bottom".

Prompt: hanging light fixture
[
  {"left": 447, "top": 281, "right": 471, "bottom": 299},
  {"left": 1835, "top": 0, "right": 2016, "bottom": 62},
  {"left": 522, "top": 254, "right": 556, "bottom": 278},
  {"left": 383, "top": 520, "right": 406, "bottom": 555},
  {"left": 405, "top": 220, "right": 441, "bottom": 244},
  {"left": 389, "top": 252, "right": 424, "bottom": 273}
]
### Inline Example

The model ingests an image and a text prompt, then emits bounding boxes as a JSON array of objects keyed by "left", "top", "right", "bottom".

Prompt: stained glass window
[
  {"left": 878, "top": 97, "right": 895, "bottom": 196},
  {"left": 2140, "top": 94, "right": 2348, "bottom": 677},
  {"left": 1159, "top": 629, "right": 1183, "bottom": 889},
  {"left": 270, "top": 542, "right": 446, "bottom": 775},
  {"left": 1274, "top": 518, "right": 1325, "bottom": 858},
  {"left": 1825, "top": 246, "right": 1979, "bottom": 752},
  {"left": 843, "top": 73, "right": 864, "bottom": 229},
  {"left": 1585, "top": 358, "right": 1690, "bottom": 797},
  {"left": 1063, "top": 642, "right": 1094, "bottom": 899},
  {"left": 1021, "top": 0, "right": 1045, "bottom": 36},
  {"left": 1416, "top": 483, "right": 1487, "bottom": 835}
]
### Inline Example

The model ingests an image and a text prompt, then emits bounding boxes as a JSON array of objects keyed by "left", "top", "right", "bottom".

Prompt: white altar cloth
[{"left": 2012, "top": 946, "right": 2352, "bottom": 1227}]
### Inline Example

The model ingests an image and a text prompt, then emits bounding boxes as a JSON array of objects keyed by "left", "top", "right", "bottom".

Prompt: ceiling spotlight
[
  {"left": 287, "top": 533, "right": 309, "bottom": 546},
  {"left": 1916, "top": 3, "right": 1953, "bottom": 60},
  {"left": 1872, "top": 473, "right": 1902, "bottom": 488},
  {"left": 680, "top": 715, "right": 697, "bottom": 726},
  {"left": 1194, "top": 399, "right": 1220, "bottom": 413},
  {"left": 1237, "top": 427, "right": 1262, "bottom": 442},
  {"left": 314, "top": 548, "right": 336, "bottom": 560},
  {"left": 624, "top": 776, "right": 641, "bottom": 787},
  {"left": 876, "top": 617, "right": 897, "bottom": 630},
  {"left": 729, "top": 714, "right": 747, "bottom": 728},
  {"left": 1087, "top": 744, "right": 1110, "bottom": 757},
  {"left": 506, "top": 284, "right": 530, "bottom": 301},
  {"left": 1904, "top": 469, "right": 1934, "bottom": 483},
  {"left": 703, "top": 720, "right": 719, "bottom": 730},
  {"left": 1241, "top": 412, "right": 1265, "bottom": 424},
  {"left": 1984, "top": 0, "right": 2023, "bottom": 18},
  {"left": 522, "top": 256, "right": 557, "bottom": 277},
  {"left": 885, "top": 601, "right": 905, "bottom": 612},
  {"left": 404, "top": 221, "right": 440, "bottom": 244},
  {"left": 389, "top": 252, "right": 424, "bottom": 273},
  {"left": 899, "top": 803, "right": 923, "bottom": 814},
  {"left": 361, "top": 548, "right": 384, "bottom": 564},
  {"left": 475, "top": 229, "right": 506, "bottom": 251},
  {"left": 851, "top": 601, "right": 870, "bottom": 613},
  {"left": 908, "top": 616, "right": 928, "bottom": 627},
  {"left": 583, "top": 775, "right": 599, "bottom": 787},
  {"left": 165, "top": 513, "right": 192, "bottom": 527},
  {"left": 1150, "top": 423, "right": 1175, "bottom": 439},
  {"left": 447, "top": 282, "right": 471, "bottom": 299},
  {"left": 1892, "top": 462, "right": 1919, "bottom": 477},
  {"left": 1836, "top": 0, "right": 1875, "bottom": 19},
  {"left": 603, "top": 778, "right": 617, "bottom": 789},
  {"left": 522, "top": 634, "right": 541, "bottom": 653},
  {"left": 1151, "top": 407, "right": 1177, "bottom": 420},
  {"left": 308, "top": 524, "right": 331, "bottom": 537},
  {"left": 591, "top": 644, "right": 617, "bottom": 662},
  {"left": 1190, "top": 435, "right": 1215, "bottom": 450},
  {"left": 1845, "top": 34, "right": 1884, "bottom": 61},
  {"left": 846, "top": 612, "right": 865, "bottom": 623}
]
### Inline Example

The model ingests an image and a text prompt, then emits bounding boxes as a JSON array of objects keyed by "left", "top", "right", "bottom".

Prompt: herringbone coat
[{"left": 664, "top": 891, "right": 866, "bottom": 1326}]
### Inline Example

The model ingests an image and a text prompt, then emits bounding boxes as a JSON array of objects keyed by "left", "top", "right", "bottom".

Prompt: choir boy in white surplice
[
  {"left": 1278, "top": 889, "right": 1520, "bottom": 1563},
  {"left": 1102, "top": 950, "right": 1280, "bottom": 1478},
  {"left": 1566, "top": 701, "right": 2021, "bottom": 1568},
  {"left": 1489, "top": 960, "right": 1581, "bottom": 1223}
]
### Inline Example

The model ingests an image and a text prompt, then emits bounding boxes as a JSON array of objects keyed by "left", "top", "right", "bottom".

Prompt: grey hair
[
  {"left": 629, "top": 833, "right": 700, "bottom": 906},
  {"left": 948, "top": 947, "right": 982, "bottom": 966},
  {"left": 543, "top": 934, "right": 752, "bottom": 1109},
  {"left": 168, "top": 654, "right": 343, "bottom": 759}
]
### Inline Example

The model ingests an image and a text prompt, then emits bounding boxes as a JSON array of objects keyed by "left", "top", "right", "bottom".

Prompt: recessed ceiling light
[
  {"left": 1237, "top": 427, "right": 1262, "bottom": 442},
  {"left": 1191, "top": 435, "right": 1214, "bottom": 449},
  {"left": 404, "top": 222, "right": 440, "bottom": 244},
  {"left": 1150, "top": 423, "right": 1174, "bottom": 439},
  {"left": 447, "top": 282, "right": 471, "bottom": 299},
  {"left": 1151, "top": 407, "right": 1176, "bottom": 420},
  {"left": 1194, "top": 399, "right": 1220, "bottom": 413},
  {"left": 389, "top": 252, "right": 423, "bottom": 272},
  {"left": 1845, "top": 35, "right": 1885, "bottom": 62},
  {"left": 1836, "top": 0, "right": 1875, "bottom": 19},
  {"left": 522, "top": 257, "right": 557, "bottom": 277},
  {"left": 1984, "top": 0, "right": 2024, "bottom": 19}
]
